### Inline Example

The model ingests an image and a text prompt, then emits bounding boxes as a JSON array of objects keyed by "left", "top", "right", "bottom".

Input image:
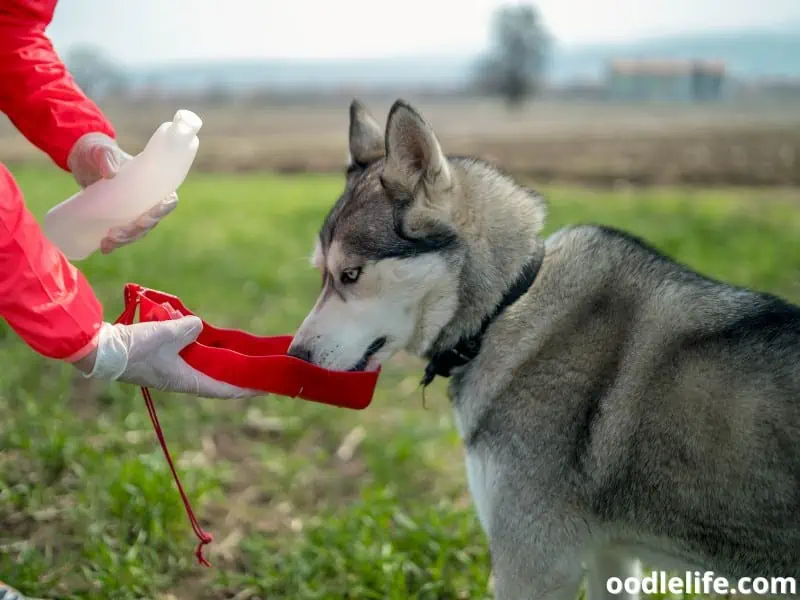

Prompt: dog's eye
[{"left": 340, "top": 267, "right": 362, "bottom": 284}]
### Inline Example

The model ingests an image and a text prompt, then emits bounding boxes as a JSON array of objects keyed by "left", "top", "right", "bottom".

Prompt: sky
[{"left": 47, "top": 0, "right": 800, "bottom": 66}]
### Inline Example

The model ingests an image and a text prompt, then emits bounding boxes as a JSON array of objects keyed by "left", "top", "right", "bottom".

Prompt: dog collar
[{"left": 421, "top": 251, "right": 544, "bottom": 386}]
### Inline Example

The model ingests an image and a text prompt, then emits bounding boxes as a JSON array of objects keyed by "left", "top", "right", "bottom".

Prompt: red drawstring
[
  {"left": 114, "top": 287, "right": 213, "bottom": 567},
  {"left": 141, "top": 386, "right": 213, "bottom": 566}
]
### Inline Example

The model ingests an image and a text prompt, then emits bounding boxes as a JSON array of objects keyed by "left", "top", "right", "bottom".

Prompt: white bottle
[{"left": 43, "top": 109, "right": 203, "bottom": 261}]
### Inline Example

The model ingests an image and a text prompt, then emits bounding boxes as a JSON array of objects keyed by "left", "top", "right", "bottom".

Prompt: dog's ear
[
  {"left": 382, "top": 99, "right": 451, "bottom": 194},
  {"left": 348, "top": 98, "right": 385, "bottom": 168},
  {"left": 382, "top": 100, "right": 457, "bottom": 245}
]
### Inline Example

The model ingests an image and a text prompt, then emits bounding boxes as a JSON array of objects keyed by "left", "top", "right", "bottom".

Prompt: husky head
[{"left": 287, "top": 99, "right": 547, "bottom": 372}]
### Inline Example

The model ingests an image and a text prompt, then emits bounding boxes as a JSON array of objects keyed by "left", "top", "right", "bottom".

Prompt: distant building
[
  {"left": 606, "top": 59, "right": 726, "bottom": 103},
  {"left": 547, "top": 78, "right": 607, "bottom": 103},
  {"left": 735, "top": 76, "right": 800, "bottom": 104}
]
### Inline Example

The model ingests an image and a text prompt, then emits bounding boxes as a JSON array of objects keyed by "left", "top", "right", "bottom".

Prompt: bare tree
[
  {"left": 474, "top": 3, "right": 551, "bottom": 108},
  {"left": 64, "top": 45, "right": 125, "bottom": 99}
]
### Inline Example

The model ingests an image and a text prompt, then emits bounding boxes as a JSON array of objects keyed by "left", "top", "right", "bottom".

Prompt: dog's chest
[
  {"left": 452, "top": 402, "right": 498, "bottom": 537},
  {"left": 462, "top": 446, "right": 496, "bottom": 536}
]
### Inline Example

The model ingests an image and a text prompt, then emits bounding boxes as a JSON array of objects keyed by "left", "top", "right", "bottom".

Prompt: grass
[{"left": 1, "top": 165, "right": 799, "bottom": 599}]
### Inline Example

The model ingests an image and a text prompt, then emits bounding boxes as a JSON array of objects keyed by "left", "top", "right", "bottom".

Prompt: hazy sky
[{"left": 48, "top": 0, "right": 800, "bottom": 66}]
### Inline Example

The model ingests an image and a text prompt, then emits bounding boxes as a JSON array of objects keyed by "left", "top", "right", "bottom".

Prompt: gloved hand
[
  {"left": 72, "top": 317, "right": 259, "bottom": 399},
  {"left": 67, "top": 133, "right": 179, "bottom": 254}
]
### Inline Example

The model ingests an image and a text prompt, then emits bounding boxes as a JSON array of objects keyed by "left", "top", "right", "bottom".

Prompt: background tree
[
  {"left": 474, "top": 3, "right": 551, "bottom": 109},
  {"left": 64, "top": 45, "right": 126, "bottom": 99}
]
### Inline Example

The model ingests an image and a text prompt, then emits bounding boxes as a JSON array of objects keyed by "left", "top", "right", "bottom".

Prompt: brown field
[{"left": 2, "top": 95, "right": 800, "bottom": 186}]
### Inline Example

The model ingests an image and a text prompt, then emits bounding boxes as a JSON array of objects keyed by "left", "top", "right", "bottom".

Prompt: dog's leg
[
  {"left": 585, "top": 550, "right": 641, "bottom": 600},
  {"left": 489, "top": 510, "right": 588, "bottom": 600},
  {"left": 492, "top": 559, "right": 583, "bottom": 600}
]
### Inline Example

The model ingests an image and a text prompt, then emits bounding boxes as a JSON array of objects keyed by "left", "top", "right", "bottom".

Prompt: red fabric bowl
[{"left": 121, "top": 283, "right": 380, "bottom": 410}]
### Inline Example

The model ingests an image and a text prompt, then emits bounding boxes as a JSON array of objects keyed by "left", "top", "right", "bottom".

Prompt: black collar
[{"left": 421, "top": 252, "right": 544, "bottom": 387}]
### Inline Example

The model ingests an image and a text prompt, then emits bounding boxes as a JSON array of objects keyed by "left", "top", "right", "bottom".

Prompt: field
[
  {"left": 2, "top": 97, "right": 800, "bottom": 186},
  {"left": 1, "top": 161, "right": 800, "bottom": 598},
  {"left": 2, "top": 94, "right": 800, "bottom": 598}
]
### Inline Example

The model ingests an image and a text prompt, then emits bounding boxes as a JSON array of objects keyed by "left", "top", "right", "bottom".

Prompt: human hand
[
  {"left": 67, "top": 132, "right": 179, "bottom": 254},
  {"left": 73, "top": 317, "right": 259, "bottom": 399}
]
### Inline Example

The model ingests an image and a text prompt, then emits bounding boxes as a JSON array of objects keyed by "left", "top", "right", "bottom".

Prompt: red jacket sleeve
[
  {"left": 0, "top": 0, "right": 115, "bottom": 171},
  {"left": 0, "top": 163, "right": 103, "bottom": 360}
]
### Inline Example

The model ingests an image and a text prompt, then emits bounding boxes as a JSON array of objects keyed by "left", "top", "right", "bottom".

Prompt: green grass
[{"left": 1, "top": 166, "right": 799, "bottom": 599}]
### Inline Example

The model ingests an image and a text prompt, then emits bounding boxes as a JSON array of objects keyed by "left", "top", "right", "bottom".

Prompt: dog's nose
[{"left": 287, "top": 344, "right": 313, "bottom": 363}]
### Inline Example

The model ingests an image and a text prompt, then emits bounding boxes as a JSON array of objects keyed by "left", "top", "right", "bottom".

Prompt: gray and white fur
[{"left": 288, "top": 99, "right": 800, "bottom": 600}]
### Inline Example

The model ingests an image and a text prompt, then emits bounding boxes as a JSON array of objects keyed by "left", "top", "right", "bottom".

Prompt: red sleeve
[
  {"left": 0, "top": 163, "right": 103, "bottom": 361},
  {"left": 0, "top": 0, "right": 116, "bottom": 171}
]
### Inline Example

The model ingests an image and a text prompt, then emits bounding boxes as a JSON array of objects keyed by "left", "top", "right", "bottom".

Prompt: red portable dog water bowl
[
  {"left": 114, "top": 283, "right": 382, "bottom": 568},
  {"left": 120, "top": 283, "right": 381, "bottom": 410}
]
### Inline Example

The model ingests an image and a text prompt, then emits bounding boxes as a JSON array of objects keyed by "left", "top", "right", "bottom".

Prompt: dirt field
[{"left": 2, "top": 96, "right": 800, "bottom": 187}]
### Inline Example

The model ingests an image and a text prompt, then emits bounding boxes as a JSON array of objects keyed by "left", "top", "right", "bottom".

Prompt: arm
[
  {"left": 0, "top": 163, "right": 256, "bottom": 400},
  {"left": 0, "top": 2, "right": 176, "bottom": 255},
  {"left": 0, "top": 164, "right": 102, "bottom": 360},
  {"left": 0, "top": 0, "right": 115, "bottom": 171}
]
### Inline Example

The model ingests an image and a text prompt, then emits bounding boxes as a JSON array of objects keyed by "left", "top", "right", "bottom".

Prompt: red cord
[
  {"left": 141, "top": 386, "right": 213, "bottom": 567},
  {"left": 114, "top": 289, "right": 213, "bottom": 567}
]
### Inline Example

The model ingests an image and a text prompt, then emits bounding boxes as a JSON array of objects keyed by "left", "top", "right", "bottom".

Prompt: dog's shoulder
[
  {"left": 542, "top": 223, "right": 704, "bottom": 292},
  {"left": 546, "top": 223, "right": 694, "bottom": 270},
  {"left": 545, "top": 223, "right": 670, "bottom": 261}
]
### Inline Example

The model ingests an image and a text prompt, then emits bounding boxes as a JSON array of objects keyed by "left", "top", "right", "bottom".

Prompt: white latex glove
[
  {"left": 67, "top": 132, "right": 179, "bottom": 254},
  {"left": 73, "top": 317, "right": 259, "bottom": 399}
]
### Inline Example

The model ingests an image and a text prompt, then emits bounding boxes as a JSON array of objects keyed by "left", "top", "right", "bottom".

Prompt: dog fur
[{"left": 287, "top": 98, "right": 800, "bottom": 600}]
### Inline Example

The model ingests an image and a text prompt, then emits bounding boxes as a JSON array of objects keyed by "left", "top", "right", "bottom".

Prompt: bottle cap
[{"left": 171, "top": 110, "right": 203, "bottom": 136}]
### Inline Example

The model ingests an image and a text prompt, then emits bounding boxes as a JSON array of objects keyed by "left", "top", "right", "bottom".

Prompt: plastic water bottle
[{"left": 43, "top": 109, "right": 203, "bottom": 260}]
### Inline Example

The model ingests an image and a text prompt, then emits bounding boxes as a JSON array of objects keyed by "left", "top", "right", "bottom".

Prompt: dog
[{"left": 287, "top": 98, "right": 800, "bottom": 600}]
